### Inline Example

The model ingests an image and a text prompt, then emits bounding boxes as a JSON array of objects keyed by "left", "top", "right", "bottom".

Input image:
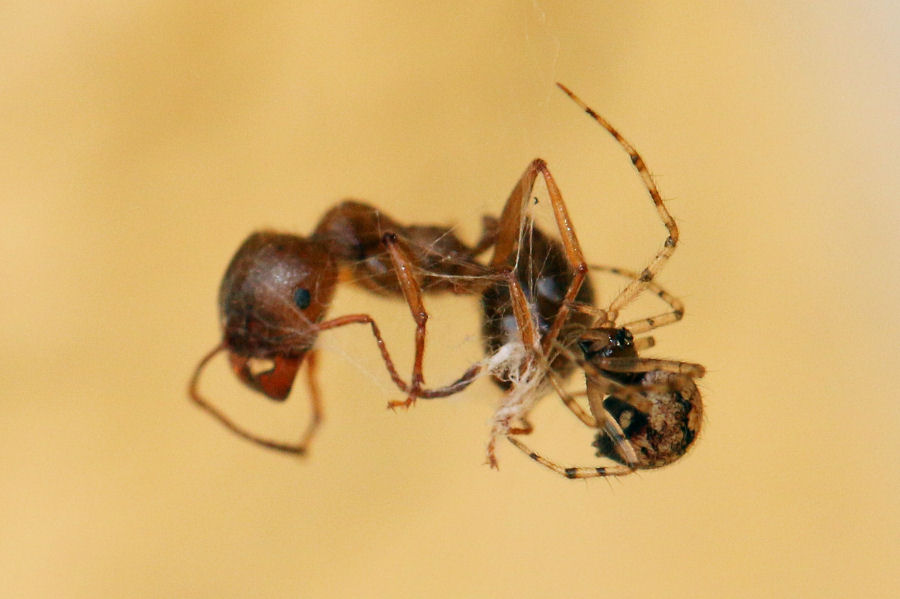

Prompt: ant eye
[{"left": 293, "top": 288, "right": 311, "bottom": 310}]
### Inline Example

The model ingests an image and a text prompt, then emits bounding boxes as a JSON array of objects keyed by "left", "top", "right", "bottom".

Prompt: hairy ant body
[
  {"left": 189, "top": 179, "right": 592, "bottom": 454},
  {"left": 190, "top": 199, "right": 498, "bottom": 453}
]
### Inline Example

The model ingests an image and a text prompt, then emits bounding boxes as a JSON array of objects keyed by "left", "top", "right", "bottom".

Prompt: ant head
[
  {"left": 217, "top": 231, "right": 338, "bottom": 399},
  {"left": 577, "top": 327, "right": 637, "bottom": 361}
]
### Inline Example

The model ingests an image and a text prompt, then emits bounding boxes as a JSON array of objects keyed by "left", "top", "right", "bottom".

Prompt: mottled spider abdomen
[{"left": 594, "top": 370, "right": 702, "bottom": 468}]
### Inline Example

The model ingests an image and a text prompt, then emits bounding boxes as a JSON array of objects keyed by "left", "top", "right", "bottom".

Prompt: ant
[
  {"left": 188, "top": 139, "right": 593, "bottom": 455},
  {"left": 189, "top": 83, "right": 704, "bottom": 477},
  {"left": 188, "top": 148, "right": 596, "bottom": 455},
  {"left": 464, "top": 83, "right": 705, "bottom": 477},
  {"left": 188, "top": 200, "right": 498, "bottom": 454}
]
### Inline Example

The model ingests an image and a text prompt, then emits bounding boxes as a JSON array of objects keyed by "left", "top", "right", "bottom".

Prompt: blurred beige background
[{"left": 1, "top": 2, "right": 897, "bottom": 598}]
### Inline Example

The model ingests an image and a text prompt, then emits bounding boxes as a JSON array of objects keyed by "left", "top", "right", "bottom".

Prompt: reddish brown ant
[
  {"left": 189, "top": 200, "right": 501, "bottom": 454},
  {"left": 189, "top": 146, "right": 602, "bottom": 454}
]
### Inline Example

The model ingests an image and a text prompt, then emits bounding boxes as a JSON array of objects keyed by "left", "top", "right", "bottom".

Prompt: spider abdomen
[{"left": 594, "top": 370, "right": 702, "bottom": 468}]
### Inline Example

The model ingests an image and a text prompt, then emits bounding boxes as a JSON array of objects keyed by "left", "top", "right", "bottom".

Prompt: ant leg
[
  {"left": 380, "top": 232, "right": 429, "bottom": 409},
  {"left": 486, "top": 269, "right": 544, "bottom": 468},
  {"left": 413, "top": 364, "right": 484, "bottom": 398},
  {"left": 507, "top": 436, "right": 634, "bottom": 479},
  {"left": 473, "top": 215, "right": 499, "bottom": 254},
  {"left": 190, "top": 312, "right": 486, "bottom": 455},
  {"left": 490, "top": 160, "right": 546, "bottom": 269},
  {"left": 487, "top": 158, "right": 589, "bottom": 357},
  {"left": 329, "top": 233, "right": 485, "bottom": 405},
  {"left": 557, "top": 83, "right": 679, "bottom": 321},
  {"left": 318, "top": 313, "right": 486, "bottom": 400},
  {"left": 378, "top": 233, "right": 488, "bottom": 405},
  {"left": 503, "top": 268, "right": 541, "bottom": 351},
  {"left": 315, "top": 312, "right": 425, "bottom": 400}
]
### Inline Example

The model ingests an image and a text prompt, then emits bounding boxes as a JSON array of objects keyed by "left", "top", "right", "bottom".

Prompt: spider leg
[
  {"left": 546, "top": 369, "right": 595, "bottom": 427},
  {"left": 485, "top": 271, "right": 644, "bottom": 469},
  {"left": 595, "top": 356, "right": 706, "bottom": 378},
  {"left": 557, "top": 83, "right": 679, "bottom": 323},
  {"left": 489, "top": 158, "right": 589, "bottom": 357},
  {"left": 507, "top": 436, "right": 634, "bottom": 479},
  {"left": 586, "top": 264, "right": 686, "bottom": 334},
  {"left": 551, "top": 340, "right": 656, "bottom": 413}
]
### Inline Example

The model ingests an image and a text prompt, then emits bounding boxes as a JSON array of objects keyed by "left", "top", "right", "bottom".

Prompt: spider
[
  {"left": 498, "top": 262, "right": 705, "bottom": 477},
  {"left": 465, "top": 83, "right": 706, "bottom": 477}
]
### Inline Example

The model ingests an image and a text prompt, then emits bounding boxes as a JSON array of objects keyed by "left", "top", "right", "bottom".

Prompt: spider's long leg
[
  {"left": 551, "top": 341, "right": 654, "bottom": 413},
  {"left": 546, "top": 369, "right": 595, "bottom": 427},
  {"left": 586, "top": 264, "right": 685, "bottom": 334},
  {"left": 507, "top": 436, "right": 634, "bottom": 479},
  {"left": 545, "top": 342, "right": 640, "bottom": 467},
  {"left": 557, "top": 83, "right": 679, "bottom": 322}
]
